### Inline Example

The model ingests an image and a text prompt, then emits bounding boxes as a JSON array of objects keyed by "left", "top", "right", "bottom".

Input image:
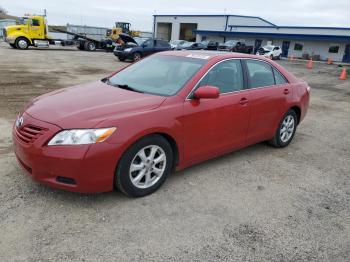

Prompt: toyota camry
[{"left": 13, "top": 51, "right": 310, "bottom": 197}]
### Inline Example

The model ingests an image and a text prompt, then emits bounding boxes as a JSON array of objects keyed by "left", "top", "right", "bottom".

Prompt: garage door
[{"left": 157, "top": 23, "right": 172, "bottom": 41}]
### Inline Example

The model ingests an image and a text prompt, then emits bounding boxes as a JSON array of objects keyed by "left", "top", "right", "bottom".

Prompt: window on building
[
  {"left": 294, "top": 43, "right": 303, "bottom": 51},
  {"left": 328, "top": 44, "right": 340, "bottom": 53},
  {"left": 198, "top": 59, "right": 244, "bottom": 93},
  {"left": 246, "top": 60, "right": 275, "bottom": 88}
]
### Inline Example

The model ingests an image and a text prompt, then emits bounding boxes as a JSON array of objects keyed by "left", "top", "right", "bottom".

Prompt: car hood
[
  {"left": 118, "top": 33, "right": 138, "bottom": 45},
  {"left": 24, "top": 81, "right": 166, "bottom": 129}
]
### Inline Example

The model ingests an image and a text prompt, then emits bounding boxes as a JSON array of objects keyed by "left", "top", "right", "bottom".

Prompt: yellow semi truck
[
  {"left": 3, "top": 15, "right": 51, "bottom": 49},
  {"left": 3, "top": 14, "right": 139, "bottom": 51}
]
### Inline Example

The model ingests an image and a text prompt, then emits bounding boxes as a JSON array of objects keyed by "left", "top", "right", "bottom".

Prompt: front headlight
[
  {"left": 124, "top": 48, "right": 132, "bottom": 52},
  {"left": 48, "top": 127, "right": 116, "bottom": 146}
]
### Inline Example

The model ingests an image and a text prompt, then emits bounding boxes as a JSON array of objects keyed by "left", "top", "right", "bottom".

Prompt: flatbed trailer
[{"left": 54, "top": 28, "right": 114, "bottom": 51}]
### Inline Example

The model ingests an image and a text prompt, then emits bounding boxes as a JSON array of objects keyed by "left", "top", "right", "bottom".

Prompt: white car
[
  {"left": 256, "top": 45, "right": 282, "bottom": 60},
  {"left": 170, "top": 40, "right": 188, "bottom": 50}
]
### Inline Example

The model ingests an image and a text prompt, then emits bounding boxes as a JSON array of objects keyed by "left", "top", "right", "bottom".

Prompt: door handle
[
  {"left": 239, "top": 97, "right": 248, "bottom": 105},
  {"left": 283, "top": 89, "right": 290, "bottom": 95}
]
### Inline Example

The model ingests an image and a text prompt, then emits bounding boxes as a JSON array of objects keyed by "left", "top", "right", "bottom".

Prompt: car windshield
[
  {"left": 134, "top": 38, "right": 147, "bottom": 45},
  {"left": 181, "top": 42, "right": 194, "bottom": 47},
  {"left": 171, "top": 40, "right": 183, "bottom": 45},
  {"left": 18, "top": 17, "right": 29, "bottom": 25},
  {"left": 263, "top": 46, "right": 273, "bottom": 51},
  {"left": 108, "top": 55, "right": 206, "bottom": 96},
  {"left": 224, "top": 40, "right": 237, "bottom": 46}
]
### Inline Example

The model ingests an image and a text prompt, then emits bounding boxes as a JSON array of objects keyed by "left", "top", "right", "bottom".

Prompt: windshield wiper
[{"left": 115, "top": 84, "right": 144, "bottom": 93}]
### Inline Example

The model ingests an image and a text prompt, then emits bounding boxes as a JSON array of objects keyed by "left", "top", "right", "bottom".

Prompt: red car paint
[{"left": 13, "top": 51, "right": 310, "bottom": 193}]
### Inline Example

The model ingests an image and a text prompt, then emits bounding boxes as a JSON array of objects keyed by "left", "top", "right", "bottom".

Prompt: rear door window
[
  {"left": 273, "top": 68, "right": 288, "bottom": 85},
  {"left": 198, "top": 59, "right": 244, "bottom": 93},
  {"left": 246, "top": 60, "right": 275, "bottom": 88}
]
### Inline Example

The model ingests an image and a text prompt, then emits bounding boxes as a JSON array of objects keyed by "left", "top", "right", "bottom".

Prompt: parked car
[
  {"left": 113, "top": 34, "right": 171, "bottom": 61},
  {"left": 176, "top": 42, "right": 206, "bottom": 50},
  {"left": 170, "top": 40, "right": 187, "bottom": 50},
  {"left": 113, "top": 35, "right": 146, "bottom": 55},
  {"left": 218, "top": 40, "right": 253, "bottom": 54},
  {"left": 217, "top": 40, "right": 236, "bottom": 51},
  {"left": 201, "top": 40, "right": 219, "bottom": 50},
  {"left": 256, "top": 45, "right": 282, "bottom": 60},
  {"left": 13, "top": 51, "right": 310, "bottom": 197}
]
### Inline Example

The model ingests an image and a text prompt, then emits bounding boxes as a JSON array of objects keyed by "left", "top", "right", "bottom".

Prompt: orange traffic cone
[
  {"left": 339, "top": 68, "right": 347, "bottom": 80},
  {"left": 327, "top": 58, "right": 333, "bottom": 65},
  {"left": 307, "top": 59, "right": 313, "bottom": 69}
]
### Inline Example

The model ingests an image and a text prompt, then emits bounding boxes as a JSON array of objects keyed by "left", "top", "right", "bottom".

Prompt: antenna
[{"left": 44, "top": 9, "right": 47, "bottom": 17}]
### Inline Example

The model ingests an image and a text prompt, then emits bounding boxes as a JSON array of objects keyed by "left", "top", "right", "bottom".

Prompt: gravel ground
[{"left": 0, "top": 42, "right": 349, "bottom": 261}]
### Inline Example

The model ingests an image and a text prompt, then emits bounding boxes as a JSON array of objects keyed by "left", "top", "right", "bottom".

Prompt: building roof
[
  {"left": 194, "top": 30, "right": 350, "bottom": 42},
  {"left": 154, "top": 14, "right": 277, "bottom": 26}
]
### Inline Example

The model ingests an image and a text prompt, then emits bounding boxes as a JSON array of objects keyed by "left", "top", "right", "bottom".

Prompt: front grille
[{"left": 16, "top": 124, "right": 46, "bottom": 144}]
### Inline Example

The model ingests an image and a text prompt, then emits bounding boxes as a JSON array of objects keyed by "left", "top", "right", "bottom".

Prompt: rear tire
[
  {"left": 84, "top": 41, "right": 96, "bottom": 51},
  {"left": 115, "top": 135, "right": 173, "bottom": 197},
  {"left": 269, "top": 110, "right": 297, "bottom": 148},
  {"left": 15, "top": 37, "right": 29, "bottom": 50},
  {"left": 118, "top": 57, "right": 126, "bottom": 62}
]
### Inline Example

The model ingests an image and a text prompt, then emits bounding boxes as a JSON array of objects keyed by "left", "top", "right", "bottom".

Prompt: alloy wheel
[
  {"left": 280, "top": 115, "right": 295, "bottom": 143},
  {"left": 129, "top": 145, "right": 167, "bottom": 189}
]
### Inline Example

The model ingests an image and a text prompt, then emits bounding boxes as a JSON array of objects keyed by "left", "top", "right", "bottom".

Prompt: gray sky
[{"left": 2, "top": 0, "right": 349, "bottom": 31}]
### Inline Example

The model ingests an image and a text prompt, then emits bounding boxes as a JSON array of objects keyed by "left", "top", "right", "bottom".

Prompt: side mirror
[{"left": 193, "top": 86, "right": 220, "bottom": 99}]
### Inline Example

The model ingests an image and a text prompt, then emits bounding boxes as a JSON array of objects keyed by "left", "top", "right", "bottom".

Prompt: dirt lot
[{"left": 0, "top": 42, "right": 349, "bottom": 261}]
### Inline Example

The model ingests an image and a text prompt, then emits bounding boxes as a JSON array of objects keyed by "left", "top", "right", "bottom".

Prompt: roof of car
[{"left": 159, "top": 50, "right": 262, "bottom": 60}]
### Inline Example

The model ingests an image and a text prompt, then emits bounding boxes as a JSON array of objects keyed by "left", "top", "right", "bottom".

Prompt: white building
[
  {"left": 153, "top": 14, "right": 350, "bottom": 62},
  {"left": 0, "top": 19, "right": 16, "bottom": 38}
]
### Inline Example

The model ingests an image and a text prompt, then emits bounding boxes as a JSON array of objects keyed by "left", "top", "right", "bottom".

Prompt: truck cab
[{"left": 4, "top": 15, "right": 49, "bottom": 49}]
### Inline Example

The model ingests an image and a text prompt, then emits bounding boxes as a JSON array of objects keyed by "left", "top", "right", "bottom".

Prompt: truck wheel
[
  {"left": 84, "top": 41, "right": 96, "bottom": 51},
  {"left": 118, "top": 57, "right": 126, "bottom": 62},
  {"left": 15, "top": 37, "right": 29, "bottom": 50},
  {"left": 10, "top": 44, "right": 17, "bottom": 49}
]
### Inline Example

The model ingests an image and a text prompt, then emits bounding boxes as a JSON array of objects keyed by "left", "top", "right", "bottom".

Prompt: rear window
[{"left": 156, "top": 40, "right": 170, "bottom": 47}]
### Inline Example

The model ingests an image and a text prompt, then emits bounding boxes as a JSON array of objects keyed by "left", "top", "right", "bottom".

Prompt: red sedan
[{"left": 13, "top": 51, "right": 310, "bottom": 197}]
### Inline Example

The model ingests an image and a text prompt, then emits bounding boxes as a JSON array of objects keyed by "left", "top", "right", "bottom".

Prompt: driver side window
[
  {"left": 143, "top": 40, "right": 154, "bottom": 48},
  {"left": 198, "top": 59, "right": 244, "bottom": 93}
]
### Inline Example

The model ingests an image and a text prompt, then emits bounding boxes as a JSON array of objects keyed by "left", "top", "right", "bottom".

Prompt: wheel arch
[
  {"left": 16, "top": 36, "right": 32, "bottom": 45},
  {"left": 290, "top": 105, "right": 301, "bottom": 124}
]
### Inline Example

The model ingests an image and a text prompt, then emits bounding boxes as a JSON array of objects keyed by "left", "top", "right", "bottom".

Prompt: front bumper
[
  {"left": 12, "top": 113, "right": 123, "bottom": 193},
  {"left": 4, "top": 36, "right": 15, "bottom": 44},
  {"left": 114, "top": 51, "right": 133, "bottom": 60}
]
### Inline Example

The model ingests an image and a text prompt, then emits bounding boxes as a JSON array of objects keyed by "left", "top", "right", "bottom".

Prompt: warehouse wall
[
  {"left": 0, "top": 19, "right": 16, "bottom": 37},
  {"left": 199, "top": 34, "right": 347, "bottom": 61},
  {"left": 154, "top": 15, "right": 271, "bottom": 41}
]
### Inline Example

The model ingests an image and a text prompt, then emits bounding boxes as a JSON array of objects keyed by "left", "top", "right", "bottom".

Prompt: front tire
[
  {"left": 115, "top": 135, "right": 173, "bottom": 197},
  {"left": 15, "top": 37, "right": 29, "bottom": 50},
  {"left": 269, "top": 110, "right": 297, "bottom": 148},
  {"left": 132, "top": 52, "right": 141, "bottom": 62}
]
